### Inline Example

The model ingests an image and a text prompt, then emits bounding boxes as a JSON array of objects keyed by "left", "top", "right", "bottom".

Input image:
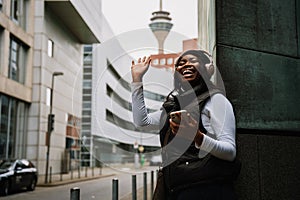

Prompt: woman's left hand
[{"left": 169, "top": 113, "right": 204, "bottom": 144}]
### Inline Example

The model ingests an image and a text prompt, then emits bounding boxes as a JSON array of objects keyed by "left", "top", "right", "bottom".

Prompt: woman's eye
[{"left": 175, "top": 62, "right": 184, "bottom": 67}]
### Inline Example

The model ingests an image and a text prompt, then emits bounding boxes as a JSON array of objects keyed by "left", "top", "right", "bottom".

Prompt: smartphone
[{"left": 170, "top": 110, "right": 188, "bottom": 124}]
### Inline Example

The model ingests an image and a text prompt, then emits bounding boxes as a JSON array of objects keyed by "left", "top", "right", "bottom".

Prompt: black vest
[{"left": 160, "top": 89, "right": 221, "bottom": 193}]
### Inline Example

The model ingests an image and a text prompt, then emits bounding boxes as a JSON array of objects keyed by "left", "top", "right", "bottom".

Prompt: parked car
[
  {"left": 0, "top": 159, "right": 38, "bottom": 196},
  {"left": 149, "top": 155, "right": 162, "bottom": 166}
]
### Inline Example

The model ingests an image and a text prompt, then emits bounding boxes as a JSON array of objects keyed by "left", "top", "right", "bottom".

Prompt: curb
[{"left": 37, "top": 174, "right": 116, "bottom": 187}]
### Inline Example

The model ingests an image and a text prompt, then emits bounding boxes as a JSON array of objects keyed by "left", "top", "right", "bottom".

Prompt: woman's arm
[
  {"left": 131, "top": 57, "right": 162, "bottom": 127},
  {"left": 131, "top": 82, "right": 162, "bottom": 127},
  {"left": 199, "top": 94, "right": 236, "bottom": 161}
]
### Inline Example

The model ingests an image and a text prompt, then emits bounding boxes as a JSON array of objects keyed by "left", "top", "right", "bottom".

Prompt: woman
[{"left": 131, "top": 50, "right": 239, "bottom": 199}]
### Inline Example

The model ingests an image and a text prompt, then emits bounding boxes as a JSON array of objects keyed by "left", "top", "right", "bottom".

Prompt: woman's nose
[{"left": 177, "top": 62, "right": 190, "bottom": 70}]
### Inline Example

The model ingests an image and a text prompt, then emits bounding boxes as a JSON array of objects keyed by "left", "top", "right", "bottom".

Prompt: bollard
[
  {"left": 85, "top": 167, "right": 88, "bottom": 177},
  {"left": 132, "top": 175, "right": 137, "bottom": 200},
  {"left": 60, "top": 171, "right": 63, "bottom": 181},
  {"left": 151, "top": 171, "right": 154, "bottom": 199},
  {"left": 143, "top": 172, "right": 147, "bottom": 200},
  {"left": 70, "top": 187, "right": 80, "bottom": 200},
  {"left": 49, "top": 166, "right": 52, "bottom": 183},
  {"left": 71, "top": 167, "right": 73, "bottom": 180},
  {"left": 78, "top": 166, "right": 80, "bottom": 178},
  {"left": 112, "top": 178, "right": 118, "bottom": 200},
  {"left": 92, "top": 166, "right": 94, "bottom": 176}
]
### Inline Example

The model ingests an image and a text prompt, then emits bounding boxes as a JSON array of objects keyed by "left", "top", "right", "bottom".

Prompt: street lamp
[{"left": 45, "top": 71, "right": 64, "bottom": 183}]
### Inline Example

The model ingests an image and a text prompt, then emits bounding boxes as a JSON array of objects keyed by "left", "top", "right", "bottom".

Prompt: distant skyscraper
[{"left": 149, "top": 0, "right": 173, "bottom": 54}]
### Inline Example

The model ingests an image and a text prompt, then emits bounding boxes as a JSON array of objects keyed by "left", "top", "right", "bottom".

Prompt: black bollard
[
  {"left": 78, "top": 166, "right": 80, "bottom": 178},
  {"left": 143, "top": 172, "right": 147, "bottom": 200},
  {"left": 132, "top": 175, "right": 137, "bottom": 200},
  {"left": 49, "top": 166, "right": 52, "bottom": 183},
  {"left": 70, "top": 187, "right": 80, "bottom": 200},
  {"left": 112, "top": 178, "right": 118, "bottom": 200},
  {"left": 71, "top": 166, "right": 73, "bottom": 180},
  {"left": 151, "top": 171, "right": 154, "bottom": 198}
]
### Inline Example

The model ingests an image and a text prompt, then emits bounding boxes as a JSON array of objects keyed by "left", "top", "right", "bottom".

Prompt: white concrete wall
[
  {"left": 31, "top": 0, "right": 86, "bottom": 174},
  {"left": 91, "top": 28, "right": 174, "bottom": 147}
]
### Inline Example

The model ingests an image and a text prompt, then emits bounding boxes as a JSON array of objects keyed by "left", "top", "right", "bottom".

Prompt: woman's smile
[{"left": 176, "top": 54, "right": 201, "bottom": 82}]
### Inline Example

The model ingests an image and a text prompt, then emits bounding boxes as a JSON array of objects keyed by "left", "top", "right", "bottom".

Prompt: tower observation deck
[{"left": 149, "top": 0, "right": 173, "bottom": 54}]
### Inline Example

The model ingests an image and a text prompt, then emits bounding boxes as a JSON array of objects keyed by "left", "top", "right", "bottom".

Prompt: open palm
[{"left": 131, "top": 56, "right": 151, "bottom": 82}]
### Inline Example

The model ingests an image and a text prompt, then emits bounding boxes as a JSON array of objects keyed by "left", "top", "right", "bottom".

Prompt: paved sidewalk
[
  {"left": 120, "top": 183, "right": 153, "bottom": 200},
  {"left": 37, "top": 163, "right": 159, "bottom": 188},
  {"left": 36, "top": 164, "right": 159, "bottom": 200},
  {"left": 37, "top": 166, "right": 116, "bottom": 187}
]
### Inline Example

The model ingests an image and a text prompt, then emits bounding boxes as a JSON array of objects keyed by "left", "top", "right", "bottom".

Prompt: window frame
[{"left": 8, "top": 36, "right": 27, "bottom": 84}]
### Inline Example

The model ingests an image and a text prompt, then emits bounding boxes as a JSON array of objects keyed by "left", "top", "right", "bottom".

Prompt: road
[{"left": 0, "top": 169, "right": 154, "bottom": 200}]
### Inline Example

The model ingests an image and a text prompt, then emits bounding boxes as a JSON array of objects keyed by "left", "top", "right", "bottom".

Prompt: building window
[
  {"left": 152, "top": 59, "right": 159, "bottom": 65},
  {"left": 83, "top": 80, "right": 92, "bottom": 88},
  {"left": 8, "top": 36, "right": 27, "bottom": 84},
  {"left": 167, "top": 58, "right": 173, "bottom": 65},
  {"left": 105, "top": 109, "right": 158, "bottom": 134},
  {"left": 46, "top": 88, "right": 51, "bottom": 106},
  {"left": 11, "top": 0, "right": 18, "bottom": 22},
  {"left": 0, "top": 0, "right": 3, "bottom": 12},
  {"left": 83, "top": 102, "right": 91, "bottom": 109},
  {"left": 10, "top": 0, "right": 28, "bottom": 29},
  {"left": 0, "top": 28, "right": 3, "bottom": 68},
  {"left": 66, "top": 114, "right": 81, "bottom": 169},
  {"left": 0, "top": 94, "right": 28, "bottom": 159},
  {"left": 82, "top": 110, "right": 91, "bottom": 116},
  {"left": 83, "top": 45, "right": 93, "bottom": 65},
  {"left": 47, "top": 39, "right": 54, "bottom": 57},
  {"left": 160, "top": 58, "right": 166, "bottom": 65}
]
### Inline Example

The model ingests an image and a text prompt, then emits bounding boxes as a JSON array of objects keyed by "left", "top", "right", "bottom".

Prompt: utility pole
[{"left": 45, "top": 71, "right": 63, "bottom": 184}]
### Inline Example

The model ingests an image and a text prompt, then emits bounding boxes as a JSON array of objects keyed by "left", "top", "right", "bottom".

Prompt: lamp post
[{"left": 45, "top": 71, "right": 64, "bottom": 183}]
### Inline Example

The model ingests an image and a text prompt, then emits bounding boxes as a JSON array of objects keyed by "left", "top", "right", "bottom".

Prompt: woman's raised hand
[{"left": 131, "top": 56, "right": 151, "bottom": 82}]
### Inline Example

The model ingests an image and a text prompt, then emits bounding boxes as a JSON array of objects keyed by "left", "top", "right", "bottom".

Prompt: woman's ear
[
  {"left": 203, "top": 51, "right": 215, "bottom": 78},
  {"left": 206, "top": 62, "right": 215, "bottom": 77}
]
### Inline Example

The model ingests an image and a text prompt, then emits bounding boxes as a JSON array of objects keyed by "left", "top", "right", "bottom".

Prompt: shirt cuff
[
  {"left": 197, "top": 134, "right": 215, "bottom": 153},
  {"left": 131, "top": 82, "right": 143, "bottom": 90}
]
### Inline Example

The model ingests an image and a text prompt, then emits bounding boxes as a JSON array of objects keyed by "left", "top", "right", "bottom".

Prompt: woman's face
[{"left": 175, "top": 54, "right": 203, "bottom": 86}]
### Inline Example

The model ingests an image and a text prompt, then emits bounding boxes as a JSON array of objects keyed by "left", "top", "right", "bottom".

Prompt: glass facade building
[{"left": 0, "top": 93, "right": 29, "bottom": 159}]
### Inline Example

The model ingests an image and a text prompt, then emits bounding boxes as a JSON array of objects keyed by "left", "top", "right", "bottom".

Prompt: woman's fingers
[
  {"left": 169, "top": 119, "right": 179, "bottom": 135},
  {"left": 132, "top": 56, "right": 151, "bottom": 65},
  {"left": 145, "top": 56, "right": 151, "bottom": 65}
]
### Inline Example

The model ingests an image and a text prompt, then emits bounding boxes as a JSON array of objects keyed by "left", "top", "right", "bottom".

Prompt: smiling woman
[{"left": 130, "top": 49, "right": 240, "bottom": 199}]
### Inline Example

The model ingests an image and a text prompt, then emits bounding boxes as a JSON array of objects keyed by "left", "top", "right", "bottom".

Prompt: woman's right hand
[{"left": 131, "top": 56, "right": 151, "bottom": 82}]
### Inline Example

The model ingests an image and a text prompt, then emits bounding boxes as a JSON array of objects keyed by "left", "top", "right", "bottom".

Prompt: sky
[{"left": 101, "top": 0, "right": 198, "bottom": 54}]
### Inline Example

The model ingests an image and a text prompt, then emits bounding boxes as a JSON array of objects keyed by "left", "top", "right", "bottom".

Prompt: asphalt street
[{"left": 0, "top": 166, "right": 157, "bottom": 200}]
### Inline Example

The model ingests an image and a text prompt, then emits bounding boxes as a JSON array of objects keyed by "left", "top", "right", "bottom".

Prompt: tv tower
[{"left": 149, "top": 0, "right": 173, "bottom": 54}]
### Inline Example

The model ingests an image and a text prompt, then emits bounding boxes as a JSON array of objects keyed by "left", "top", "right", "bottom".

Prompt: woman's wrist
[
  {"left": 132, "top": 76, "right": 143, "bottom": 82},
  {"left": 194, "top": 130, "right": 204, "bottom": 146}
]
